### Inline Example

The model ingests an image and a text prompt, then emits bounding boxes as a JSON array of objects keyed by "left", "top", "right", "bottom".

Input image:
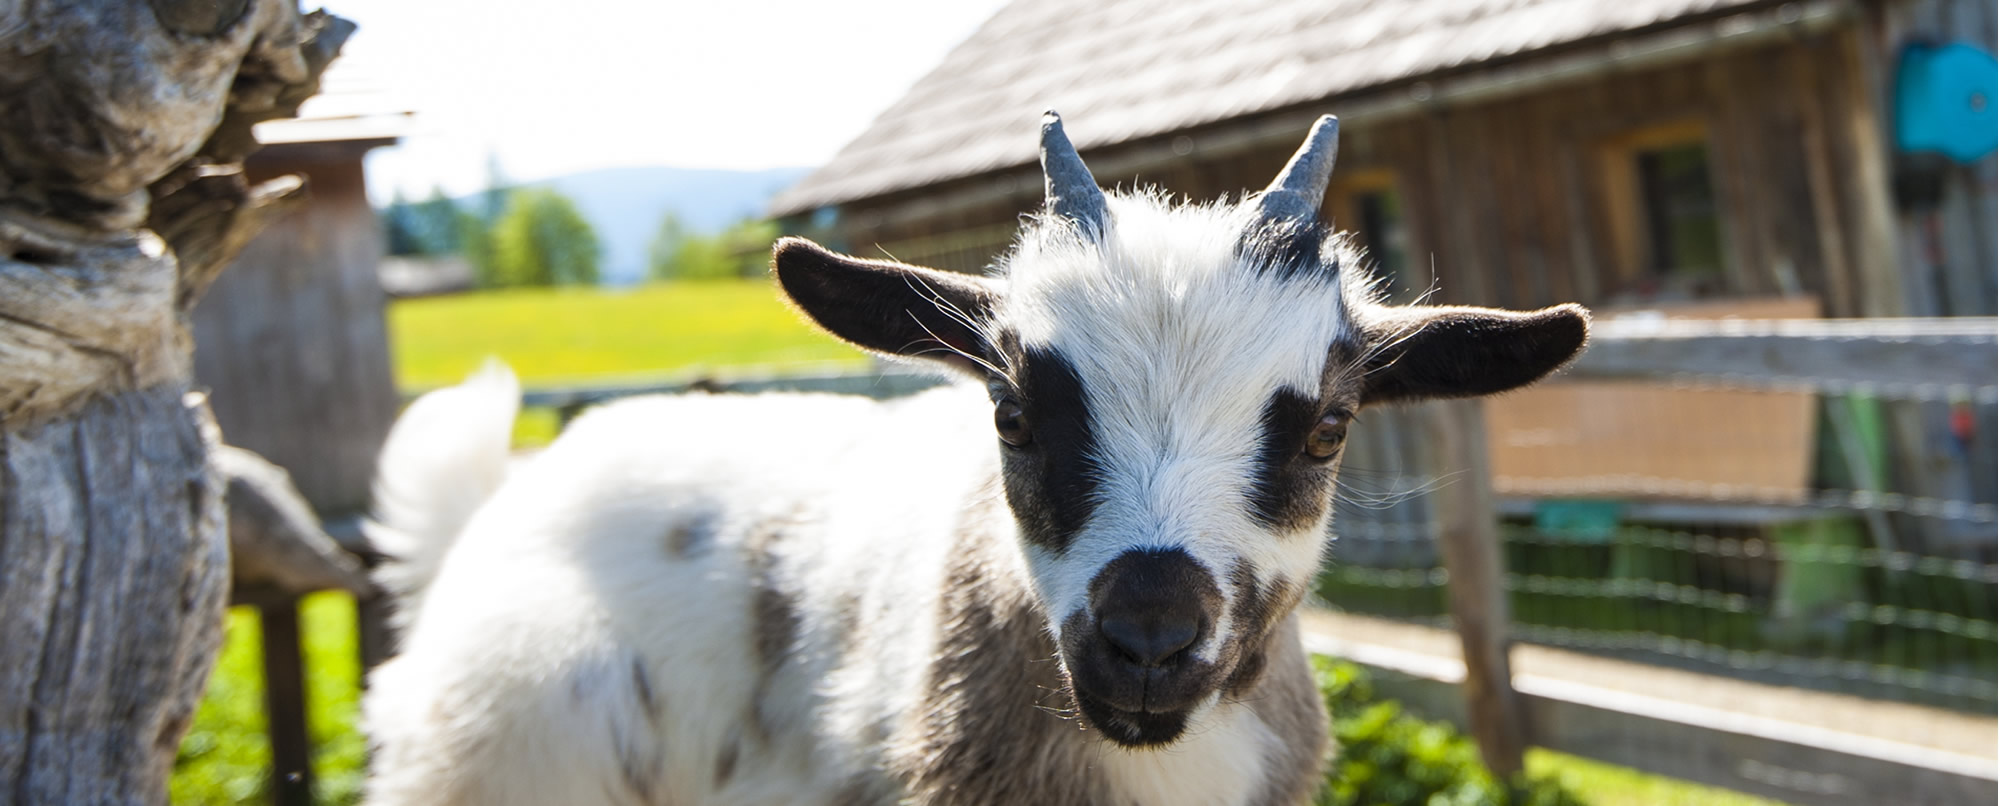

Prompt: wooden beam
[
  {"left": 1423, "top": 399, "right": 1529, "bottom": 776},
  {"left": 1300, "top": 622, "right": 2000, "bottom": 806},
  {"left": 1569, "top": 318, "right": 1998, "bottom": 390},
  {"left": 254, "top": 597, "right": 315, "bottom": 806},
  {"left": 1516, "top": 674, "right": 1998, "bottom": 806}
]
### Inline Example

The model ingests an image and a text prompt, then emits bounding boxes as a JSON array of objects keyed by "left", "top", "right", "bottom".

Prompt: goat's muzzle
[{"left": 1061, "top": 548, "right": 1226, "bottom": 747}]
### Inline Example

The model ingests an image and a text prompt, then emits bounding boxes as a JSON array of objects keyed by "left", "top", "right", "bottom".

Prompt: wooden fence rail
[
  {"left": 260, "top": 318, "right": 1996, "bottom": 804},
  {"left": 1405, "top": 317, "right": 1996, "bottom": 801}
]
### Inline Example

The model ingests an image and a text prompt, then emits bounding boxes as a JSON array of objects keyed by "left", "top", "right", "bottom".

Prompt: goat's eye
[
  {"left": 1303, "top": 412, "right": 1348, "bottom": 461},
  {"left": 995, "top": 399, "right": 1032, "bottom": 447}
]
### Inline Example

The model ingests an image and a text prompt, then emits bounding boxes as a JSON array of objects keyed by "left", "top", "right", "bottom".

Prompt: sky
[{"left": 324, "top": 0, "right": 1010, "bottom": 205}]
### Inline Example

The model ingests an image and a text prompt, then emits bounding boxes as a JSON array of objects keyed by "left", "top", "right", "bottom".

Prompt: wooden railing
[{"left": 258, "top": 318, "right": 1995, "bottom": 805}]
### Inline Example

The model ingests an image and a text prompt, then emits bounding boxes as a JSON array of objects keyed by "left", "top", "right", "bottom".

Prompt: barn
[
  {"left": 770, "top": 0, "right": 1995, "bottom": 319},
  {"left": 768, "top": 0, "right": 2000, "bottom": 737}
]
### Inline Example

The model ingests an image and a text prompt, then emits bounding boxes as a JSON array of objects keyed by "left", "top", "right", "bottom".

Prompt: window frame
[{"left": 1597, "top": 120, "right": 1733, "bottom": 297}]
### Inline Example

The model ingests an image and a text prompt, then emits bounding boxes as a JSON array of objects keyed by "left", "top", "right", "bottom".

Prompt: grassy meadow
[
  {"left": 386, "top": 278, "right": 865, "bottom": 392},
  {"left": 172, "top": 279, "right": 1789, "bottom": 805}
]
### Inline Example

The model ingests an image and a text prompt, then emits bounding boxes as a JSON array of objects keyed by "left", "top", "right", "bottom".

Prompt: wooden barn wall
[
  {"left": 190, "top": 148, "right": 400, "bottom": 516},
  {"left": 832, "top": 28, "right": 1918, "bottom": 320},
  {"left": 1305, "top": 29, "right": 1893, "bottom": 315}
]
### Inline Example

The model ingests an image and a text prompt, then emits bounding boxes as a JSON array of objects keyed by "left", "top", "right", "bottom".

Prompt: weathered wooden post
[
  {"left": 1425, "top": 398, "right": 1530, "bottom": 777},
  {"left": 0, "top": 2, "right": 350, "bottom": 802}
]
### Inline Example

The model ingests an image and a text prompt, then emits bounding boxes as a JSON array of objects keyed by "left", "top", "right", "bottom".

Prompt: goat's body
[{"left": 364, "top": 383, "right": 1327, "bottom": 806}]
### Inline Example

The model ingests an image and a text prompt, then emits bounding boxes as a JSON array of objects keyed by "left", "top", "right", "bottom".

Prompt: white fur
[
  {"left": 364, "top": 191, "right": 1358, "bottom": 805},
  {"left": 1002, "top": 196, "right": 1353, "bottom": 658},
  {"left": 367, "top": 386, "right": 992, "bottom": 805},
  {"left": 364, "top": 359, "right": 518, "bottom": 631},
  {"left": 1095, "top": 701, "right": 1277, "bottom": 805}
]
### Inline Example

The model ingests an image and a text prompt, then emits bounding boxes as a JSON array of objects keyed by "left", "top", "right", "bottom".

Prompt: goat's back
[{"left": 364, "top": 383, "right": 1000, "bottom": 806}]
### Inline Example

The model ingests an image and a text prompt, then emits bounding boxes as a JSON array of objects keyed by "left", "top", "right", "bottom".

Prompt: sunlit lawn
[
  {"left": 386, "top": 278, "right": 866, "bottom": 392},
  {"left": 170, "top": 595, "right": 1787, "bottom": 806},
  {"left": 174, "top": 279, "right": 1794, "bottom": 805},
  {"left": 1526, "top": 749, "right": 1787, "bottom": 806},
  {"left": 173, "top": 594, "right": 365, "bottom": 806}
]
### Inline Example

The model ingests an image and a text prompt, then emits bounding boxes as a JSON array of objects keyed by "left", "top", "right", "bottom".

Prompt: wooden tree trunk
[{"left": 0, "top": 1, "right": 352, "bottom": 802}]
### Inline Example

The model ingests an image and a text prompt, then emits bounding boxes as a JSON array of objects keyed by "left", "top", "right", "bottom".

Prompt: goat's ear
[
  {"left": 772, "top": 237, "right": 1001, "bottom": 377},
  {"left": 1356, "top": 302, "right": 1590, "bottom": 406}
]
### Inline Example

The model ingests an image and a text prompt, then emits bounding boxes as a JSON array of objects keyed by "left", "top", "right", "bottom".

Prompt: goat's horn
[
  {"left": 1255, "top": 115, "right": 1340, "bottom": 224},
  {"left": 1040, "top": 111, "right": 1109, "bottom": 235}
]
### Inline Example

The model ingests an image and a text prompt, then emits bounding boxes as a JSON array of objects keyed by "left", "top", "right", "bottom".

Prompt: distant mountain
[{"left": 513, "top": 165, "right": 809, "bottom": 286}]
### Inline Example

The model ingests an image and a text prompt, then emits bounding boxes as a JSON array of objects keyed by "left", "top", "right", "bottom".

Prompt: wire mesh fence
[{"left": 1315, "top": 327, "right": 1998, "bottom": 715}]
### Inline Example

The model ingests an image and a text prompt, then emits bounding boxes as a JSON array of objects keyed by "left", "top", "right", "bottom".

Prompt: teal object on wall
[{"left": 1895, "top": 42, "right": 1999, "bottom": 163}]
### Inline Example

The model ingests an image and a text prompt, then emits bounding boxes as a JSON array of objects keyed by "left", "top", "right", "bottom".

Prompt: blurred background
[{"left": 173, "top": 0, "right": 1997, "bottom": 803}]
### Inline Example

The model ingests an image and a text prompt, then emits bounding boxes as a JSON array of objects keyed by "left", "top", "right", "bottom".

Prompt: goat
[{"left": 360, "top": 113, "right": 1590, "bottom": 806}]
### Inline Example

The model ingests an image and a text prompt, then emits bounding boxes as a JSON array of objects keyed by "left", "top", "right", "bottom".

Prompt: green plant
[{"left": 1314, "top": 657, "right": 1585, "bottom": 806}]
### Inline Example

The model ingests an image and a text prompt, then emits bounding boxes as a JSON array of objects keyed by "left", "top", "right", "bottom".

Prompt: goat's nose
[{"left": 1098, "top": 611, "right": 1200, "bottom": 667}]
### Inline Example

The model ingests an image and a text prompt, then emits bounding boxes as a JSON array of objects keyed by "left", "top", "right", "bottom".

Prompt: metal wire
[{"left": 1318, "top": 371, "right": 1998, "bottom": 713}]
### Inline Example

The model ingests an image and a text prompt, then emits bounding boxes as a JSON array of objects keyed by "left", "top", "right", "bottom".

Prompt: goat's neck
[{"left": 885, "top": 489, "right": 1102, "bottom": 804}]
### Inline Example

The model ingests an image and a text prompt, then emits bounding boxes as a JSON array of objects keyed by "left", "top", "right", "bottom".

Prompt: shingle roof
[
  {"left": 770, "top": 0, "right": 1769, "bottom": 215},
  {"left": 255, "top": 39, "right": 413, "bottom": 146}
]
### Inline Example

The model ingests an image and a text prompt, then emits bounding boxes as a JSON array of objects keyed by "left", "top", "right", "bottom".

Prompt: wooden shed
[
  {"left": 191, "top": 54, "right": 409, "bottom": 522},
  {"left": 770, "top": 0, "right": 1995, "bottom": 320},
  {"left": 185, "top": 53, "right": 410, "bottom": 805},
  {"left": 771, "top": 0, "right": 1995, "bottom": 552}
]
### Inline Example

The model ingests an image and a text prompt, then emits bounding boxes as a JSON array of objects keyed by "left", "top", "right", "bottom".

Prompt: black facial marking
[
  {"left": 998, "top": 344, "right": 1101, "bottom": 553},
  {"left": 1238, "top": 217, "right": 1337, "bottom": 281},
  {"left": 1247, "top": 386, "right": 1337, "bottom": 531},
  {"left": 1222, "top": 561, "right": 1304, "bottom": 696}
]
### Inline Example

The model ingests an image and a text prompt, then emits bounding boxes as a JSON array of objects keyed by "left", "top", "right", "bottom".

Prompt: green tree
[
  {"left": 648, "top": 214, "right": 780, "bottom": 282},
  {"left": 408, "top": 187, "right": 471, "bottom": 255},
  {"left": 381, "top": 190, "right": 422, "bottom": 256},
  {"left": 488, "top": 188, "right": 601, "bottom": 287}
]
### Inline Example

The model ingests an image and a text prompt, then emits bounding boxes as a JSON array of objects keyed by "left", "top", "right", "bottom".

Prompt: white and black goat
[{"left": 361, "top": 114, "right": 1590, "bottom": 806}]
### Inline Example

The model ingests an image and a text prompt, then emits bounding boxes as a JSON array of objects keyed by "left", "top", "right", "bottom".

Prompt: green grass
[
  {"left": 387, "top": 279, "right": 865, "bottom": 391},
  {"left": 170, "top": 605, "right": 1784, "bottom": 806},
  {"left": 1526, "top": 750, "right": 1786, "bottom": 806},
  {"left": 172, "top": 593, "right": 365, "bottom": 806},
  {"left": 174, "top": 280, "right": 1798, "bottom": 804}
]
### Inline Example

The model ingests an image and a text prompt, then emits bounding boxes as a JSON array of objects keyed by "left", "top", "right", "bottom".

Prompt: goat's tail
[{"left": 365, "top": 359, "right": 519, "bottom": 630}]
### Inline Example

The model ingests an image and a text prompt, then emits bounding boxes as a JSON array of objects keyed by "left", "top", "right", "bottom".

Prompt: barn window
[
  {"left": 1600, "top": 121, "right": 1730, "bottom": 300},
  {"left": 1354, "top": 188, "right": 1412, "bottom": 296},
  {"left": 1331, "top": 170, "right": 1415, "bottom": 301},
  {"left": 1634, "top": 142, "right": 1724, "bottom": 285}
]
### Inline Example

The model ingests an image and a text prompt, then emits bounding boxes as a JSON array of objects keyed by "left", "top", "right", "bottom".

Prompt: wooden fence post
[
  {"left": 0, "top": 3, "right": 351, "bottom": 801},
  {"left": 1425, "top": 398, "right": 1529, "bottom": 778},
  {"left": 254, "top": 597, "right": 314, "bottom": 806}
]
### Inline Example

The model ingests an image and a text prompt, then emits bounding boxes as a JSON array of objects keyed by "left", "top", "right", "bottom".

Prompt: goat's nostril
[{"left": 1099, "top": 614, "right": 1199, "bottom": 667}]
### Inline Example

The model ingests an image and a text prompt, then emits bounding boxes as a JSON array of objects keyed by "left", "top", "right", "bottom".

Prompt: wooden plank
[
  {"left": 1300, "top": 622, "right": 2000, "bottom": 806},
  {"left": 1492, "top": 298, "right": 1823, "bottom": 502},
  {"left": 256, "top": 598, "right": 315, "bottom": 806},
  {"left": 516, "top": 365, "right": 948, "bottom": 409},
  {"left": 1426, "top": 110, "right": 1492, "bottom": 306},
  {"left": 191, "top": 153, "right": 401, "bottom": 516},
  {"left": 1516, "top": 675, "right": 1999, "bottom": 806},
  {"left": 1569, "top": 318, "right": 1998, "bottom": 389},
  {"left": 1829, "top": 25, "right": 1912, "bottom": 318},
  {"left": 1794, "top": 40, "right": 1859, "bottom": 317},
  {"left": 1423, "top": 399, "right": 1528, "bottom": 776}
]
